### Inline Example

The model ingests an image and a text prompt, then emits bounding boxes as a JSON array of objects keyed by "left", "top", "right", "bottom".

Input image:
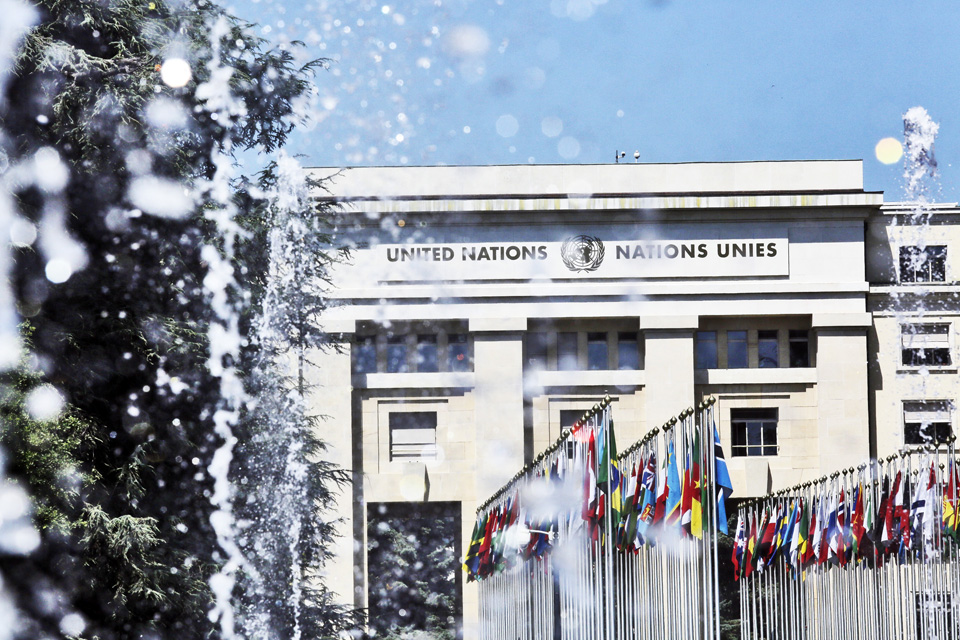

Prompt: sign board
[{"left": 345, "top": 235, "right": 789, "bottom": 283}]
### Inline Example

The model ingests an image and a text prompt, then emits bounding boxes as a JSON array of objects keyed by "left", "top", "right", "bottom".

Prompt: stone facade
[{"left": 299, "top": 161, "right": 957, "bottom": 637}]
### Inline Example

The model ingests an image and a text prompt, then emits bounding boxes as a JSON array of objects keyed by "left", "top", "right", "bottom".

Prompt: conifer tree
[{"left": 0, "top": 1, "right": 349, "bottom": 638}]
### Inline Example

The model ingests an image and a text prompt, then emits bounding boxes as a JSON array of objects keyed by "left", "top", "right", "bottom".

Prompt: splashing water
[{"left": 197, "top": 16, "right": 253, "bottom": 640}]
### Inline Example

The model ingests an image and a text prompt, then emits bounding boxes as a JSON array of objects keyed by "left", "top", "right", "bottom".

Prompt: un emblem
[{"left": 560, "top": 235, "right": 605, "bottom": 272}]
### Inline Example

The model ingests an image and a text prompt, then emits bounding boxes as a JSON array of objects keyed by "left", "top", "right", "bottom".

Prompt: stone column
[
  {"left": 813, "top": 313, "right": 872, "bottom": 474},
  {"left": 642, "top": 316, "right": 698, "bottom": 428},
  {"left": 463, "top": 317, "right": 526, "bottom": 639},
  {"left": 303, "top": 337, "right": 360, "bottom": 608}
]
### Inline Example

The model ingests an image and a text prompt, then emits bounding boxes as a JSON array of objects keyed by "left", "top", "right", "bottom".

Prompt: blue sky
[{"left": 226, "top": 0, "right": 960, "bottom": 200}]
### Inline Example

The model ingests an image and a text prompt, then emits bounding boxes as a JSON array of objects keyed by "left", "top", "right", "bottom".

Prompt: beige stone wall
[
  {"left": 870, "top": 313, "right": 960, "bottom": 458},
  {"left": 530, "top": 390, "right": 645, "bottom": 453},
  {"left": 700, "top": 383, "right": 818, "bottom": 497}
]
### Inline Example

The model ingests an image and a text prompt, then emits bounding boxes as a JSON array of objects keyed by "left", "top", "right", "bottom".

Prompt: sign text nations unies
[{"left": 356, "top": 237, "right": 789, "bottom": 283}]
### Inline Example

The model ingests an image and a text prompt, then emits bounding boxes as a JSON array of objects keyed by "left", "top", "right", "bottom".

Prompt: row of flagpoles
[
  {"left": 736, "top": 439, "right": 960, "bottom": 640},
  {"left": 465, "top": 396, "right": 734, "bottom": 640}
]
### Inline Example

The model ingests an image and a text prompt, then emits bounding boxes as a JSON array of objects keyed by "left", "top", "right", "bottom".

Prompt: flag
[
  {"left": 680, "top": 434, "right": 694, "bottom": 536},
  {"left": 582, "top": 430, "right": 599, "bottom": 540},
  {"left": 897, "top": 471, "right": 911, "bottom": 557},
  {"left": 597, "top": 412, "right": 622, "bottom": 537},
  {"left": 619, "top": 461, "right": 639, "bottom": 550},
  {"left": 827, "top": 489, "right": 845, "bottom": 566},
  {"left": 850, "top": 483, "right": 866, "bottom": 560},
  {"left": 873, "top": 474, "right": 890, "bottom": 552},
  {"left": 788, "top": 499, "right": 802, "bottom": 572},
  {"left": 797, "top": 498, "right": 811, "bottom": 571},
  {"left": 755, "top": 507, "right": 776, "bottom": 572},
  {"left": 685, "top": 427, "right": 704, "bottom": 539},
  {"left": 911, "top": 461, "right": 937, "bottom": 558},
  {"left": 882, "top": 471, "right": 902, "bottom": 552},
  {"left": 464, "top": 512, "right": 486, "bottom": 580},
  {"left": 663, "top": 441, "right": 682, "bottom": 527},
  {"left": 944, "top": 458, "right": 960, "bottom": 543},
  {"left": 635, "top": 452, "right": 657, "bottom": 546},
  {"left": 714, "top": 426, "right": 734, "bottom": 534},
  {"left": 732, "top": 514, "right": 746, "bottom": 580},
  {"left": 743, "top": 511, "right": 757, "bottom": 579}
]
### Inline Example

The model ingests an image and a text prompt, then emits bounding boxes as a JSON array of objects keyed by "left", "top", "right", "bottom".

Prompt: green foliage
[
  {"left": 1, "top": 0, "right": 347, "bottom": 637},
  {"left": 366, "top": 506, "right": 460, "bottom": 640}
]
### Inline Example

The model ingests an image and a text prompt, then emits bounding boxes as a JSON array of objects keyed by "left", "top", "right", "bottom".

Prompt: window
[
  {"left": 727, "top": 330, "right": 747, "bottom": 368},
  {"left": 560, "top": 409, "right": 583, "bottom": 429},
  {"left": 447, "top": 334, "right": 471, "bottom": 372},
  {"left": 557, "top": 332, "right": 579, "bottom": 371},
  {"left": 416, "top": 335, "right": 438, "bottom": 372},
  {"left": 617, "top": 332, "right": 640, "bottom": 370},
  {"left": 789, "top": 330, "right": 810, "bottom": 367},
  {"left": 695, "top": 331, "right": 717, "bottom": 369},
  {"left": 901, "top": 323, "right": 951, "bottom": 367},
  {"left": 355, "top": 335, "right": 377, "bottom": 373},
  {"left": 731, "top": 408, "right": 778, "bottom": 457},
  {"left": 900, "top": 245, "right": 946, "bottom": 283},
  {"left": 386, "top": 336, "right": 409, "bottom": 373},
  {"left": 903, "top": 401, "right": 953, "bottom": 445},
  {"left": 389, "top": 412, "right": 438, "bottom": 460},
  {"left": 758, "top": 330, "right": 779, "bottom": 368},
  {"left": 526, "top": 332, "right": 548, "bottom": 370},
  {"left": 587, "top": 332, "right": 608, "bottom": 370}
]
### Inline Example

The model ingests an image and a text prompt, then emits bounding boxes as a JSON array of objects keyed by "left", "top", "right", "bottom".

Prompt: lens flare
[
  {"left": 875, "top": 137, "right": 904, "bottom": 165},
  {"left": 160, "top": 58, "right": 192, "bottom": 88}
]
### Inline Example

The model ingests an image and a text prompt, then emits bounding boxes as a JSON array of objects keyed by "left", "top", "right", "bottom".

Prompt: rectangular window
[
  {"left": 560, "top": 409, "right": 584, "bottom": 429},
  {"left": 526, "top": 332, "right": 548, "bottom": 371},
  {"left": 557, "top": 332, "right": 579, "bottom": 371},
  {"left": 695, "top": 331, "right": 717, "bottom": 369},
  {"left": 789, "top": 330, "right": 810, "bottom": 368},
  {"left": 727, "top": 330, "right": 748, "bottom": 368},
  {"left": 416, "top": 335, "right": 438, "bottom": 373},
  {"left": 731, "top": 408, "right": 778, "bottom": 457},
  {"left": 900, "top": 245, "right": 947, "bottom": 283},
  {"left": 447, "top": 334, "right": 471, "bottom": 372},
  {"left": 758, "top": 330, "right": 779, "bottom": 368},
  {"left": 355, "top": 335, "right": 378, "bottom": 374},
  {"left": 903, "top": 401, "right": 953, "bottom": 445},
  {"left": 587, "top": 332, "right": 608, "bottom": 370},
  {"left": 386, "top": 336, "right": 409, "bottom": 373},
  {"left": 389, "top": 412, "right": 438, "bottom": 460},
  {"left": 617, "top": 332, "right": 640, "bottom": 370},
  {"left": 901, "top": 324, "right": 951, "bottom": 367}
]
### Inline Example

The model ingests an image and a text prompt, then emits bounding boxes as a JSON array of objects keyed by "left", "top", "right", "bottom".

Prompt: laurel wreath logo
[{"left": 560, "top": 235, "right": 605, "bottom": 273}]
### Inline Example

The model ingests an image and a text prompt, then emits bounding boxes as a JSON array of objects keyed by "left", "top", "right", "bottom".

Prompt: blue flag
[
  {"left": 714, "top": 425, "right": 734, "bottom": 534},
  {"left": 664, "top": 441, "right": 682, "bottom": 526}
]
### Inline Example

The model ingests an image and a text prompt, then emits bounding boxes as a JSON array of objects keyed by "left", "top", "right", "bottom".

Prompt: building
[{"left": 303, "top": 161, "right": 958, "bottom": 636}]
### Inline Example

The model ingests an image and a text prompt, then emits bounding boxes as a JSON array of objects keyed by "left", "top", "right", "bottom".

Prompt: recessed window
[
  {"left": 416, "top": 335, "right": 438, "bottom": 373},
  {"left": 386, "top": 336, "right": 409, "bottom": 373},
  {"left": 901, "top": 323, "right": 951, "bottom": 367},
  {"left": 903, "top": 401, "right": 953, "bottom": 445},
  {"left": 900, "top": 245, "right": 946, "bottom": 283},
  {"left": 695, "top": 331, "right": 717, "bottom": 369},
  {"left": 355, "top": 335, "right": 377, "bottom": 374},
  {"left": 389, "top": 412, "right": 438, "bottom": 461},
  {"left": 587, "top": 333, "right": 608, "bottom": 370},
  {"left": 526, "top": 332, "right": 548, "bottom": 371},
  {"left": 560, "top": 409, "right": 584, "bottom": 429},
  {"left": 758, "top": 330, "right": 779, "bottom": 368},
  {"left": 731, "top": 408, "right": 778, "bottom": 457},
  {"left": 617, "top": 332, "right": 640, "bottom": 370},
  {"left": 789, "top": 330, "right": 810, "bottom": 368},
  {"left": 727, "top": 330, "right": 748, "bottom": 368},
  {"left": 557, "top": 332, "right": 579, "bottom": 371},
  {"left": 447, "top": 334, "right": 471, "bottom": 372}
]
